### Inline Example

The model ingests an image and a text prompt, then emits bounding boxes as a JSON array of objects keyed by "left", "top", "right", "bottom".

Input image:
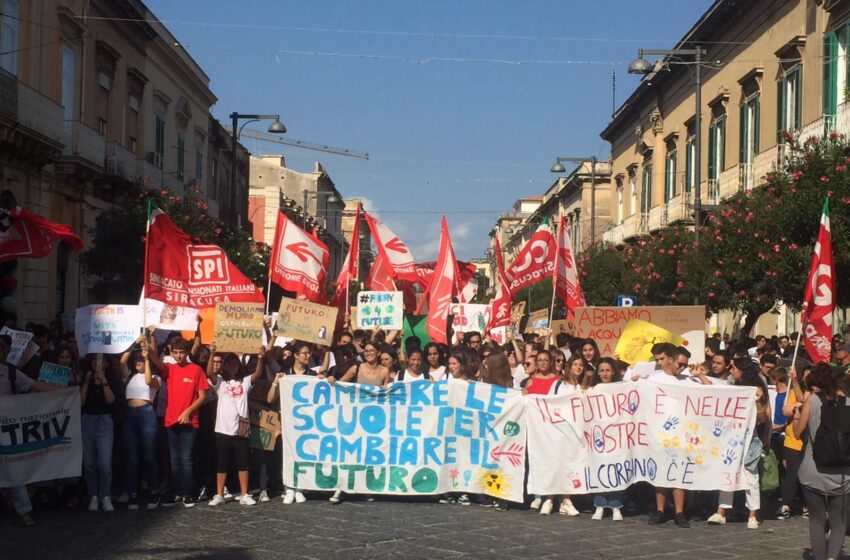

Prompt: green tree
[{"left": 82, "top": 183, "right": 269, "bottom": 303}]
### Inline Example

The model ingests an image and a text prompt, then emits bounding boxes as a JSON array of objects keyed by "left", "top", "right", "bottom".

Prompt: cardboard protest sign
[
  {"left": 510, "top": 301, "right": 526, "bottom": 331},
  {"left": 551, "top": 320, "right": 570, "bottom": 336},
  {"left": 276, "top": 298, "right": 338, "bottom": 347},
  {"left": 0, "top": 389, "right": 82, "bottom": 486},
  {"left": 526, "top": 381, "right": 758, "bottom": 495},
  {"left": 144, "top": 298, "right": 199, "bottom": 331},
  {"left": 448, "top": 303, "right": 489, "bottom": 334},
  {"left": 572, "top": 306, "right": 705, "bottom": 357},
  {"left": 0, "top": 327, "right": 36, "bottom": 367},
  {"left": 614, "top": 319, "right": 686, "bottom": 364},
  {"left": 282, "top": 377, "right": 526, "bottom": 501},
  {"left": 527, "top": 309, "right": 549, "bottom": 330},
  {"left": 249, "top": 409, "right": 281, "bottom": 451},
  {"left": 74, "top": 305, "right": 142, "bottom": 355},
  {"left": 356, "top": 291, "right": 403, "bottom": 330},
  {"left": 213, "top": 302, "right": 264, "bottom": 354},
  {"left": 402, "top": 315, "right": 430, "bottom": 349},
  {"left": 38, "top": 362, "right": 73, "bottom": 386}
]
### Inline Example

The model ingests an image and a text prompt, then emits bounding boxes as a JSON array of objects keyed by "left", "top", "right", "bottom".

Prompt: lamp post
[
  {"left": 302, "top": 189, "right": 340, "bottom": 229},
  {"left": 229, "top": 113, "right": 286, "bottom": 228},
  {"left": 550, "top": 156, "right": 597, "bottom": 242},
  {"left": 627, "top": 46, "right": 706, "bottom": 244}
]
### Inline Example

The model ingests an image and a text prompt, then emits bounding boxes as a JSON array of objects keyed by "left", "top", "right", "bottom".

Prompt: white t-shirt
[
  {"left": 512, "top": 371, "right": 529, "bottom": 391},
  {"left": 0, "top": 364, "right": 32, "bottom": 396},
  {"left": 429, "top": 365, "right": 448, "bottom": 381},
  {"left": 397, "top": 369, "right": 427, "bottom": 383},
  {"left": 125, "top": 372, "right": 161, "bottom": 402},
  {"left": 213, "top": 376, "right": 253, "bottom": 436}
]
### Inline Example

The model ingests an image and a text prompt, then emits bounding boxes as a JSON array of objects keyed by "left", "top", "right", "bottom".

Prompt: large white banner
[
  {"left": 282, "top": 377, "right": 527, "bottom": 502},
  {"left": 75, "top": 304, "right": 142, "bottom": 355},
  {"left": 526, "top": 380, "right": 758, "bottom": 495},
  {"left": 0, "top": 389, "right": 82, "bottom": 486}
]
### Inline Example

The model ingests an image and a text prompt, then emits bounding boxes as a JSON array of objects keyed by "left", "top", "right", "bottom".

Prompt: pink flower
[
  {"left": 830, "top": 130, "right": 840, "bottom": 139},
  {"left": 821, "top": 176, "right": 830, "bottom": 184},
  {"left": 773, "top": 244, "right": 781, "bottom": 253},
  {"left": 792, "top": 170, "right": 803, "bottom": 181},
  {"left": 676, "top": 281, "right": 684, "bottom": 289},
  {"left": 739, "top": 290, "right": 746, "bottom": 297},
  {"left": 215, "top": 227, "right": 222, "bottom": 235},
  {"left": 745, "top": 212, "right": 754, "bottom": 223},
  {"left": 634, "top": 284, "right": 641, "bottom": 291},
  {"left": 708, "top": 291, "right": 715, "bottom": 298},
  {"left": 837, "top": 165, "right": 847, "bottom": 172},
  {"left": 789, "top": 243, "right": 798, "bottom": 250},
  {"left": 667, "top": 249, "right": 675, "bottom": 256}
]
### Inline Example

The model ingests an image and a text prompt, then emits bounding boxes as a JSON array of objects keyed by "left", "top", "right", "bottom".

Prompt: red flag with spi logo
[
  {"left": 505, "top": 220, "right": 556, "bottom": 295},
  {"left": 144, "top": 209, "right": 264, "bottom": 309},
  {"left": 801, "top": 198, "right": 835, "bottom": 363},
  {"left": 269, "top": 211, "right": 330, "bottom": 303},
  {"left": 554, "top": 213, "right": 586, "bottom": 315}
]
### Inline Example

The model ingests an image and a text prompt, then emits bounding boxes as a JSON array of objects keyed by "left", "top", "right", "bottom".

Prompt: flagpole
[
  {"left": 789, "top": 314, "right": 807, "bottom": 400},
  {"left": 265, "top": 211, "right": 282, "bottom": 316},
  {"left": 548, "top": 214, "right": 562, "bottom": 329},
  {"left": 142, "top": 198, "right": 152, "bottom": 334}
]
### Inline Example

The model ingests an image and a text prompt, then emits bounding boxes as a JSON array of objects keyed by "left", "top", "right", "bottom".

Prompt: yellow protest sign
[
  {"left": 213, "top": 302, "right": 265, "bottom": 354},
  {"left": 614, "top": 318, "right": 685, "bottom": 364},
  {"left": 276, "top": 297, "right": 338, "bottom": 347}
]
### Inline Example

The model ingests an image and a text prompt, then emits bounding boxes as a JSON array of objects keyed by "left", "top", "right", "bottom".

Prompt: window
[
  {"left": 777, "top": 67, "right": 802, "bottom": 134},
  {"left": 684, "top": 136, "right": 695, "bottom": 193},
  {"left": 211, "top": 159, "right": 219, "bottom": 200},
  {"left": 176, "top": 131, "right": 185, "bottom": 180},
  {"left": 708, "top": 116, "right": 726, "bottom": 181},
  {"left": 629, "top": 171, "right": 637, "bottom": 216},
  {"left": 127, "top": 94, "right": 140, "bottom": 153},
  {"left": 641, "top": 164, "right": 652, "bottom": 214},
  {"left": 823, "top": 25, "right": 850, "bottom": 120},
  {"left": 0, "top": 0, "right": 19, "bottom": 75},
  {"left": 616, "top": 178, "right": 624, "bottom": 225},
  {"left": 96, "top": 70, "right": 111, "bottom": 137},
  {"left": 154, "top": 115, "right": 165, "bottom": 166},
  {"left": 740, "top": 93, "right": 760, "bottom": 166},
  {"left": 61, "top": 43, "right": 76, "bottom": 122},
  {"left": 664, "top": 147, "right": 677, "bottom": 202},
  {"left": 195, "top": 149, "right": 203, "bottom": 181}
]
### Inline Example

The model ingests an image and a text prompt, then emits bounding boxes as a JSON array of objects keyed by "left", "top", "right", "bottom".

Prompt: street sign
[{"left": 617, "top": 295, "right": 637, "bottom": 307}]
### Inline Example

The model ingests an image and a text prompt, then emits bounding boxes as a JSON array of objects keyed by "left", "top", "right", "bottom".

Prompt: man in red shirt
[{"left": 149, "top": 337, "right": 208, "bottom": 507}]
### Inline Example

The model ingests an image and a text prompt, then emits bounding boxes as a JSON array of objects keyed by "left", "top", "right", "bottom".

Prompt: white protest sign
[
  {"left": 0, "top": 327, "right": 36, "bottom": 367},
  {"left": 282, "top": 377, "right": 526, "bottom": 502},
  {"left": 75, "top": 305, "right": 142, "bottom": 355},
  {"left": 448, "top": 303, "right": 490, "bottom": 334},
  {"left": 0, "top": 389, "right": 82, "bottom": 486},
  {"left": 526, "top": 380, "right": 758, "bottom": 495},
  {"left": 143, "top": 298, "right": 199, "bottom": 331},
  {"left": 356, "top": 291, "right": 403, "bottom": 330}
]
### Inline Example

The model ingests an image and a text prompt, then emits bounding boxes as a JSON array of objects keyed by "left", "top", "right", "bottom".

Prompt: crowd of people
[{"left": 2, "top": 318, "right": 850, "bottom": 558}]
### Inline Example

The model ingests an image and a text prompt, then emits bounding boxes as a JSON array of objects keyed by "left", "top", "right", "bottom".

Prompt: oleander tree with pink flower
[
  {"left": 82, "top": 181, "right": 269, "bottom": 302},
  {"left": 579, "top": 132, "right": 850, "bottom": 335}
]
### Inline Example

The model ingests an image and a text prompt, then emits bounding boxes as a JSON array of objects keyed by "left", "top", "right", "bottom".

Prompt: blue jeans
[
  {"left": 10, "top": 486, "right": 32, "bottom": 515},
  {"left": 167, "top": 425, "right": 197, "bottom": 497},
  {"left": 123, "top": 405, "right": 160, "bottom": 495},
  {"left": 594, "top": 491, "right": 624, "bottom": 509},
  {"left": 81, "top": 414, "right": 114, "bottom": 499}
]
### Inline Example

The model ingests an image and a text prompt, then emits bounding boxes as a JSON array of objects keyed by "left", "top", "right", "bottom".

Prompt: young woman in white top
[
  {"left": 396, "top": 349, "right": 430, "bottom": 382},
  {"left": 422, "top": 342, "right": 447, "bottom": 381},
  {"left": 122, "top": 340, "right": 162, "bottom": 510},
  {"left": 205, "top": 344, "right": 265, "bottom": 506}
]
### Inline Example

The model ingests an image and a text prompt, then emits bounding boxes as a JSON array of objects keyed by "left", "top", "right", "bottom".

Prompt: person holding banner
[
  {"left": 423, "top": 342, "right": 447, "bottom": 381},
  {"left": 121, "top": 340, "right": 162, "bottom": 510},
  {"left": 338, "top": 342, "right": 392, "bottom": 387},
  {"left": 80, "top": 354, "right": 117, "bottom": 512},
  {"left": 205, "top": 345, "right": 266, "bottom": 507},
  {"left": 589, "top": 358, "right": 625, "bottom": 521},
  {"left": 396, "top": 348, "right": 429, "bottom": 382},
  {"left": 580, "top": 339, "right": 601, "bottom": 374},
  {"left": 147, "top": 337, "right": 209, "bottom": 508}
]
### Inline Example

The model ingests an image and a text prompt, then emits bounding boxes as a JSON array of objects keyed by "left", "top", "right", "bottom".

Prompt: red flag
[
  {"left": 367, "top": 251, "right": 397, "bottom": 291},
  {"left": 0, "top": 207, "right": 83, "bottom": 263},
  {"left": 801, "top": 198, "right": 835, "bottom": 363},
  {"left": 554, "top": 214, "right": 586, "bottom": 314},
  {"left": 413, "top": 260, "right": 477, "bottom": 294},
  {"left": 144, "top": 209, "right": 264, "bottom": 309},
  {"left": 329, "top": 204, "right": 361, "bottom": 316},
  {"left": 269, "top": 212, "right": 330, "bottom": 303},
  {"left": 426, "top": 217, "right": 458, "bottom": 344},
  {"left": 505, "top": 221, "right": 556, "bottom": 295},
  {"left": 364, "top": 212, "right": 418, "bottom": 282},
  {"left": 487, "top": 238, "right": 512, "bottom": 333}
]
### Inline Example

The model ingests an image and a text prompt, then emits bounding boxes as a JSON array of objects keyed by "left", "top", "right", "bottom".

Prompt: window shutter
[
  {"left": 754, "top": 95, "right": 760, "bottom": 154},
  {"left": 708, "top": 123, "right": 716, "bottom": 181},
  {"left": 719, "top": 117, "right": 726, "bottom": 171},
  {"left": 795, "top": 68, "right": 803, "bottom": 130},
  {"left": 824, "top": 32, "right": 837, "bottom": 117},
  {"left": 740, "top": 102, "right": 747, "bottom": 165},
  {"left": 777, "top": 78, "right": 786, "bottom": 138}
]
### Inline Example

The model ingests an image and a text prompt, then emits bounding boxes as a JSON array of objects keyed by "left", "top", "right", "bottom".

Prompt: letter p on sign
[
  {"left": 617, "top": 295, "right": 636, "bottom": 307},
  {"left": 188, "top": 246, "right": 230, "bottom": 285}
]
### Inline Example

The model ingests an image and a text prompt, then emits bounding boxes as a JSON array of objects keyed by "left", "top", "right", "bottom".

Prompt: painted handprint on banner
[
  {"left": 722, "top": 449, "right": 737, "bottom": 466},
  {"left": 663, "top": 416, "right": 679, "bottom": 431}
]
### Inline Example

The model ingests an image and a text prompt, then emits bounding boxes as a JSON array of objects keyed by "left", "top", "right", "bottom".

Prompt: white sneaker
[
  {"left": 707, "top": 513, "right": 726, "bottom": 525},
  {"left": 259, "top": 490, "right": 270, "bottom": 503},
  {"left": 747, "top": 517, "right": 759, "bottom": 530},
  {"left": 116, "top": 492, "right": 130, "bottom": 504},
  {"left": 612, "top": 508, "right": 623, "bottom": 521},
  {"left": 329, "top": 490, "right": 342, "bottom": 504},
  {"left": 100, "top": 497, "right": 114, "bottom": 512},
  {"left": 208, "top": 494, "right": 225, "bottom": 506},
  {"left": 540, "top": 499, "right": 554, "bottom": 515},
  {"left": 283, "top": 489, "right": 296, "bottom": 504},
  {"left": 530, "top": 497, "right": 542, "bottom": 510},
  {"left": 294, "top": 491, "right": 307, "bottom": 504},
  {"left": 223, "top": 486, "right": 234, "bottom": 501},
  {"left": 560, "top": 499, "right": 580, "bottom": 516},
  {"left": 239, "top": 494, "right": 257, "bottom": 506},
  {"left": 591, "top": 506, "right": 604, "bottom": 520},
  {"left": 87, "top": 497, "right": 99, "bottom": 512}
]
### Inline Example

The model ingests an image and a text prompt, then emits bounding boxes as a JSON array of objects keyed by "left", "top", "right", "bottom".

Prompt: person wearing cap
[
  {"left": 0, "top": 333, "right": 61, "bottom": 526},
  {"left": 833, "top": 343, "right": 850, "bottom": 373}
]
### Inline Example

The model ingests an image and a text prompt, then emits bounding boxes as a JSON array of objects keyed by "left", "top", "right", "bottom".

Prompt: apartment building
[
  {"left": 248, "top": 155, "right": 347, "bottom": 281},
  {"left": 0, "top": 1, "right": 247, "bottom": 324},
  {"left": 600, "top": 0, "right": 845, "bottom": 246}
]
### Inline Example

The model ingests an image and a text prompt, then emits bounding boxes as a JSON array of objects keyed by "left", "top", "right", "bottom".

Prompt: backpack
[
  {"left": 812, "top": 394, "right": 850, "bottom": 470},
  {"left": 760, "top": 449, "right": 780, "bottom": 491}
]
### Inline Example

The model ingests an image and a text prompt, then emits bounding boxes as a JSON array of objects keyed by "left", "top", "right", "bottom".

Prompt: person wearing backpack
[{"left": 792, "top": 364, "right": 850, "bottom": 560}]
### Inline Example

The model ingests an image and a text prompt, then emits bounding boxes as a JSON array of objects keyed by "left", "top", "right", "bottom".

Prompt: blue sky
[{"left": 146, "top": 0, "right": 710, "bottom": 260}]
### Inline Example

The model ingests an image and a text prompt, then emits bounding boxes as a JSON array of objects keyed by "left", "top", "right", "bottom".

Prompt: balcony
[
  {"left": 61, "top": 120, "right": 106, "bottom": 169},
  {"left": 105, "top": 142, "right": 138, "bottom": 183},
  {"left": 647, "top": 204, "right": 665, "bottom": 232},
  {"left": 17, "top": 81, "right": 64, "bottom": 142},
  {"left": 0, "top": 68, "right": 64, "bottom": 165},
  {"left": 666, "top": 191, "right": 691, "bottom": 225},
  {"left": 716, "top": 165, "right": 740, "bottom": 201}
]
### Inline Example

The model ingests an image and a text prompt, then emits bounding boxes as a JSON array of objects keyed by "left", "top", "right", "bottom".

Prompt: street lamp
[
  {"left": 628, "top": 46, "right": 706, "bottom": 244},
  {"left": 229, "top": 113, "right": 286, "bottom": 228},
  {"left": 302, "top": 189, "right": 340, "bottom": 229},
  {"left": 550, "top": 156, "right": 597, "bottom": 242}
]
